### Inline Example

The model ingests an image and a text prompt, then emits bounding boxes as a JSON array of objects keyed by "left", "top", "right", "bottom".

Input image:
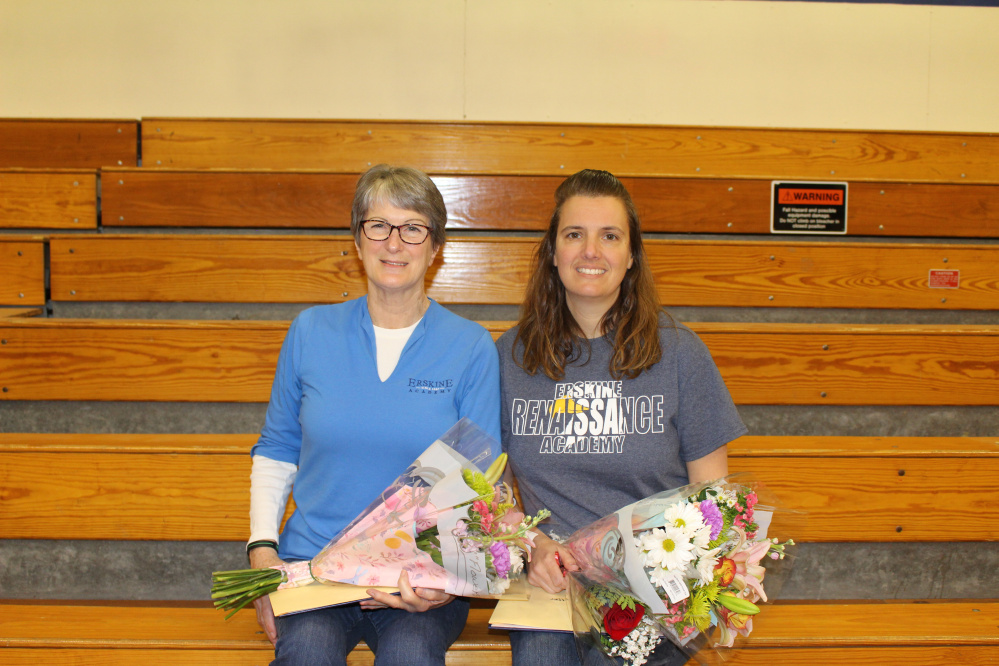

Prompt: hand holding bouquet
[
  {"left": 565, "top": 477, "right": 796, "bottom": 665},
  {"left": 212, "top": 419, "right": 549, "bottom": 618}
]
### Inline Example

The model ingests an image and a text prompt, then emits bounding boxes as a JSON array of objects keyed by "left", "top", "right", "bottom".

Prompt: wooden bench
[
  {"left": 0, "top": 119, "right": 138, "bottom": 169},
  {"left": 1, "top": 598, "right": 996, "bottom": 666},
  {"left": 98, "top": 168, "right": 999, "bottom": 237},
  {"left": 2, "top": 117, "right": 998, "bottom": 664},
  {"left": 2, "top": 318, "right": 997, "bottom": 663},
  {"left": 1, "top": 432, "right": 997, "bottom": 664},
  {"left": 45, "top": 234, "right": 999, "bottom": 310},
  {"left": 2, "top": 319, "right": 997, "bottom": 406},
  {"left": 0, "top": 170, "right": 97, "bottom": 230},
  {"left": 137, "top": 119, "right": 999, "bottom": 184},
  {"left": 3, "top": 431, "right": 997, "bottom": 543},
  {"left": 0, "top": 308, "right": 43, "bottom": 318},
  {"left": 0, "top": 236, "right": 46, "bottom": 306}
]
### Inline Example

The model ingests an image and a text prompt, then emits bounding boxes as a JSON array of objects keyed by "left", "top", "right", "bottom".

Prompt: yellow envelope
[
  {"left": 489, "top": 584, "right": 573, "bottom": 632},
  {"left": 269, "top": 582, "right": 398, "bottom": 616}
]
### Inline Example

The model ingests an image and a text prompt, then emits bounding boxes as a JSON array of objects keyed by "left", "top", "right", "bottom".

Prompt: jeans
[
  {"left": 272, "top": 597, "right": 469, "bottom": 666},
  {"left": 510, "top": 629, "right": 691, "bottom": 666}
]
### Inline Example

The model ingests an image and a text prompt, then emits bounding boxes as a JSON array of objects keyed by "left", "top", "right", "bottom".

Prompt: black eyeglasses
[{"left": 360, "top": 219, "right": 432, "bottom": 245}]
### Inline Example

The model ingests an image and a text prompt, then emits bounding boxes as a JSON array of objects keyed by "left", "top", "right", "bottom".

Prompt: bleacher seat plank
[
  {"left": 0, "top": 603, "right": 510, "bottom": 665},
  {"left": 0, "top": 320, "right": 283, "bottom": 403},
  {"left": 47, "top": 235, "right": 999, "bottom": 309},
  {"left": 0, "top": 170, "right": 97, "bottom": 229},
  {"left": 2, "top": 320, "right": 997, "bottom": 406},
  {"left": 140, "top": 119, "right": 999, "bottom": 183},
  {"left": 849, "top": 181, "right": 999, "bottom": 238},
  {"left": 99, "top": 169, "right": 999, "bottom": 237},
  {"left": 628, "top": 178, "right": 999, "bottom": 238},
  {"left": 0, "top": 236, "right": 45, "bottom": 305},
  {"left": 0, "top": 119, "right": 138, "bottom": 168},
  {"left": 0, "top": 308, "right": 42, "bottom": 318},
  {"left": 693, "top": 322, "right": 999, "bottom": 406},
  {"left": 101, "top": 169, "right": 357, "bottom": 229},
  {"left": 0, "top": 601, "right": 995, "bottom": 666},
  {"left": 2, "top": 433, "right": 995, "bottom": 541}
]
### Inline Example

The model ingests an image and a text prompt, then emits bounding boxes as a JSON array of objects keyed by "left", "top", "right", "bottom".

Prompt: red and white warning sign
[{"left": 928, "top": 269, "right": 960, "bottom": 289}]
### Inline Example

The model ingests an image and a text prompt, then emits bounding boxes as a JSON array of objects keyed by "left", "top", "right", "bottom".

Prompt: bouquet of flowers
[
  {"left": 564, "top": 476, "right": 796, "bottom": 665},
  {"left": 212, "top": 419, "right": 549, "bottom": 618}
]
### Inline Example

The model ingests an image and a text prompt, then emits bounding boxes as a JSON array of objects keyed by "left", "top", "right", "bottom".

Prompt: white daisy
[
  {"left": 639, "top": 526, "right": 696, "bottom": 571},
  {"left": 694, "top": 548, "right": 721, "bottom": 586},
  {"left": 691, "top": 524, "right": 713, "bottom": 553},
  {"left": 663, "top": 502, "right": 705, "bottom": 536}
]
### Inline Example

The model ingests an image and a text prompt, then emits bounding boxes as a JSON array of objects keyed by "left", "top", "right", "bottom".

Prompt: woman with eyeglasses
[
  {"left": 497, "top": 169, "right": 745, "bottom": 665},
  {"left": 247, "top": 164, "right": 500, "bottom": 666}
]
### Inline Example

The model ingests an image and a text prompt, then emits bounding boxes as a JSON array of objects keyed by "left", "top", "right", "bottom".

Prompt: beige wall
[{"left": 2, "top": 0, "right": 997, "bottom": 132}]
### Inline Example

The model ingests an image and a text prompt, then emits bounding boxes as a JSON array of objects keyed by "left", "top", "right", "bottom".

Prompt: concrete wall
[{"left": 2, "top": 0, "right": 998, "bottom": 131}]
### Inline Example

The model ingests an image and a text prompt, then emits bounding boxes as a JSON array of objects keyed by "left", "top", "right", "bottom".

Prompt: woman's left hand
[{"left": 362, "top": 571, "right": 454, "bottom": 613}]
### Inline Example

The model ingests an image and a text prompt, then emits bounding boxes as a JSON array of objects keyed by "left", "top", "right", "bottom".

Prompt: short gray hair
[{"left": 350, "top": 165, "right": 447, "bottom": 249}]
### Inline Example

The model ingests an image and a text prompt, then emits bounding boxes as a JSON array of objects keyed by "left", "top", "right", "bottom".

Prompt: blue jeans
[
  {"left": 272, "top": 598, "right": 469, "bottom": 666},
  {"left": 510, "top": 629, "right": 691, "bottom": 666}
]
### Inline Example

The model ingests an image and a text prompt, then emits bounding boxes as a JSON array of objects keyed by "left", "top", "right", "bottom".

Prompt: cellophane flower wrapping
[
  {"left": 212, "top": 418, "right": 549, "bottom": 616},
  {"left": 564, "top": 474, "right": 798, "bottom": 665}
]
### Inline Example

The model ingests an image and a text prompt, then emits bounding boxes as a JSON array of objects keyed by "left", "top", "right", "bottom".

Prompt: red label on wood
[{"left": 928, "top": 269, "right": 960, "bottom": 289}]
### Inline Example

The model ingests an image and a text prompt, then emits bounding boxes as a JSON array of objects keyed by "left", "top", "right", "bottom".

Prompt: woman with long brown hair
[{"left": 497, "top": 169, "right": 745, "bottom": 665}]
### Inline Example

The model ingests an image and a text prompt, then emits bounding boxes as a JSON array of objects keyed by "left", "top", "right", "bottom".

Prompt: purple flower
[
  {"left": 489, "top": 541, "right": 512, "bottom": 578},
  {"left": 699, "top": 500, "right": 724, "bottom": 541}
]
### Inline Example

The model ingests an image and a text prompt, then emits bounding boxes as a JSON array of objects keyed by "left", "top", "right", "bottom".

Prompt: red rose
[{"left": 603, "top": 601, "right": 645, "bottom": 641}]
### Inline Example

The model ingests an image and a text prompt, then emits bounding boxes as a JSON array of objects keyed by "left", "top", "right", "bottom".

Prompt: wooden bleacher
[
  {"left": 0, "top": 119, "right": 138, "bottom": 169},
  {"left": 136, "top": 119, "right": 999, "bottom": 182},
  {"left": 98, "top": 168, "right": 999, "bottom": 236},
  {"left": 2, "top": 432, "right": 997, "bottom": 543},
  {"left": 2, "top": 319, "right": 997, "bottom": 406},
  {"left": 1, "top": 117, "right": 997, "bottom": 664},
  {"left": 0, "top": 235, "right": 45, "bottom": 307},
  {"left": 0, "top": 170, "right": 97, "bottom": 230}
]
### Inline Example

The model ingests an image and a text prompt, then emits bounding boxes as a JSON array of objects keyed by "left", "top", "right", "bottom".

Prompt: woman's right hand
[
  {"left": 526, "top": 533, "right": 580, "bottom": 594},
  {"left": 248, "top": 546, "right": 284, "bottom": 645}
]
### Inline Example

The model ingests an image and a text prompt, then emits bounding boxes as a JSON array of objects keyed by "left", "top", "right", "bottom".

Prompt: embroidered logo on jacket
[{"left": 408, "top": 378, "right": 454, "bottom": 395}]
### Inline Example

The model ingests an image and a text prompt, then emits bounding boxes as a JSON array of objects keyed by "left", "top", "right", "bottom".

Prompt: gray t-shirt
[{"left": 497, "top": 319, "right": 747, "bottom": 537}]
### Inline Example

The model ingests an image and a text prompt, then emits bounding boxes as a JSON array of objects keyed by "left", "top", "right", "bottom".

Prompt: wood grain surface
[
  {"left": 101, "top": 169, "right": 357, "bottom": 229},
  {"left": 0, "top": 237, "right": 46, "bottom": 305},
  {"left": 1, "top": 434, "right": 996, "bottom": 541},
  {"left": 0, "top": 320, "right": 284, "bottom": 402},
  {"left": 0, "top": 170, "right": 97, "bottom": 229},
  {"left": 0, "top": 604, "right": 511, "bottom": 664},
  {"left": 0, "top": 308, "right": 43, "bottom": 318},
  {"left": 0, "top": 119, "right": 138, "bottom": 168},
  {"left": 99, "top": 169, "right": 999, "bottom": 237},
  {"left": 2, "top": 320, "right": 997, "bottom": 405},
  {"left": 0, "top": 600, "right": 996, "bottom": 665},
  {"left": 47, "top": 235, "right": 999, "bottom": 309},
  {"left": 139, "top": 119, "right": 999, "bottom": 183}
]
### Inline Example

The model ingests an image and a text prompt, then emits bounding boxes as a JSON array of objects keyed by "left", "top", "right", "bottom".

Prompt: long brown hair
[{"left": 514, "top": 169, "right": 668, "bottom": 380}]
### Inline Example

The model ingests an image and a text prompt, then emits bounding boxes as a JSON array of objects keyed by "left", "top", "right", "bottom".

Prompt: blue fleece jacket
[{"left": 252, "top": 297, "right": 501, "bottom": 561}]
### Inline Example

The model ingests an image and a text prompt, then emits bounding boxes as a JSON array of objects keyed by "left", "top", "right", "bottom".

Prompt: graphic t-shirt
[{"left": 497, "top": 319, "right": 746, "bottom": 537}]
